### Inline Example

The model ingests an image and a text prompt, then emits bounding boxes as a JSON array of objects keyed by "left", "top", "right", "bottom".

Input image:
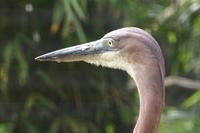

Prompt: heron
[{"left": 35, "top": 27, "right": 165, "bottom": 133}]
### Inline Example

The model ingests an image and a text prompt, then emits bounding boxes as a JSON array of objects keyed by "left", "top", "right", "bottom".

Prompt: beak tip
[
  {"left": 35, "top": 54, "right": 57, "bottom": 62},
  {"left": 34, "top": 55, "right": 46, "bottom": 61}
]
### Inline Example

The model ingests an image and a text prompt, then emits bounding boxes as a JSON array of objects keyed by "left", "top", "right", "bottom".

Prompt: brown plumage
[{"left": 35, "top": 27, "right": 165, "bottom": 133}]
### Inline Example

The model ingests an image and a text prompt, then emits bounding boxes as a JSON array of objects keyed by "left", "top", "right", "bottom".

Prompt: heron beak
[{"left": 35, "top": 40, "right": 106, "bottom": 62}]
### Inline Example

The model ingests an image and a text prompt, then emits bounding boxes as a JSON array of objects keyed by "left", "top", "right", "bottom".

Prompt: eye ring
[{"left": 107, "top": 40, "right": 114, "bottom": 47}]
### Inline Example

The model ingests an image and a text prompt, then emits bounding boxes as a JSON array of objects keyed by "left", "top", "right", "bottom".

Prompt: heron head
[{"left": 35, "top": 27, "right": 163, "bottom": 71}]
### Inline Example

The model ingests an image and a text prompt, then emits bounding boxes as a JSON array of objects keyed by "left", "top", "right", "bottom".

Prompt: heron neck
[{"left": 128, "top": 65, "right": 164, "bottom": 133}]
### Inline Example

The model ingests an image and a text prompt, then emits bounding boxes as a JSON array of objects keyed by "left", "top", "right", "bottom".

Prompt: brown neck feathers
[{"left": 130, "top": 62, "right": 164, "bottom": 133}]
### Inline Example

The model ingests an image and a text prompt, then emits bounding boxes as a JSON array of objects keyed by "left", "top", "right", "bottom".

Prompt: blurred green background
[{"left": 1, "top": 0, "right": 200, "bottom": 133}]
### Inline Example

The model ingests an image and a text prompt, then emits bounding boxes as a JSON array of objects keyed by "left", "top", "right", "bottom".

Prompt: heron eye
[{"left": 107, "top": 40, "right": 114, "bottom": 47}]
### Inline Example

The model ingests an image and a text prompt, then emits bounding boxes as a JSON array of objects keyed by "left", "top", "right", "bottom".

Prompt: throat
[{"left": 84, "top": 53, "right": 129, "bottom": 70}]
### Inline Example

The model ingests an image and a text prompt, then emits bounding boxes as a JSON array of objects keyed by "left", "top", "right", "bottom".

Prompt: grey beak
[{"left": 35, "top": 40, "right": 103, "bottom": 62}]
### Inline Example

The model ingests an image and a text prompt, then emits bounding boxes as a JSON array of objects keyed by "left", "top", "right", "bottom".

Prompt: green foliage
[
  {"left": 0, "top": 123, "right": 13, "bottom": 133},
  {"left": 160, "top": 106, "right": 200, "bottom": 133},
  {"left": 0, "top": 0, "right": 200, "bottom": 133},
  {"left": 183, "top": 90, "right": 200, "bottom": 108},
  {"left": 51, "top": 0, "right": 86, "bottom": 41},
  {"left": 1, "top": 38, "right": 28, "bottom": 94}
]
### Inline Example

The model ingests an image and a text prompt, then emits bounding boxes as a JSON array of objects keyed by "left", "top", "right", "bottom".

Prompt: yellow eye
[{"left": 108, "top": 40, "right": 113, "bottom": 47}]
